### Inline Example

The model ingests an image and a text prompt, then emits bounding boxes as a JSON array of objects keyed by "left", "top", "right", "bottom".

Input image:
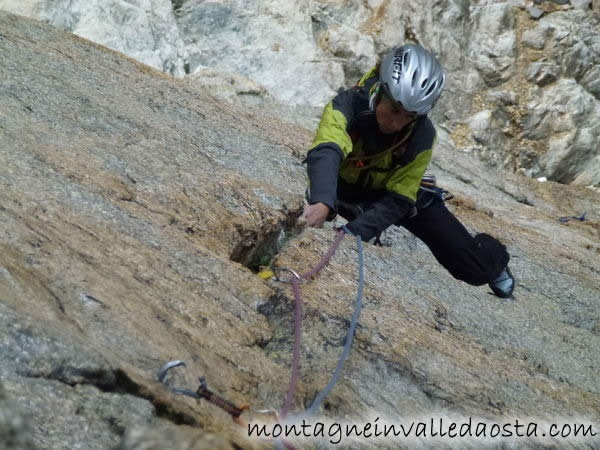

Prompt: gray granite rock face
[
  {"left": 527, "top": 6, "right": 545, "bottom": 18},
  {"left": 1, "top": 0, "right": 598, "bottom": 188},
  {"left": 0, "top": 382, "right": 35, "bottom": 450},
  {"left": 1, "top": 10, "right": 600, "bottom": 450},
  {"left": 0, "top": 302, "right": 157, "bottom": 450}
]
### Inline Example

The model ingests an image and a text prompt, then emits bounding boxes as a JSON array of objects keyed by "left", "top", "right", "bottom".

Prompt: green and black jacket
[{"left": 306, "top": 68, "right": 437, "bottom": 240}]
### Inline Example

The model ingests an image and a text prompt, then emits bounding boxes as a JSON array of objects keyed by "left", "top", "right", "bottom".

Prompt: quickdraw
[
  {"left": 196, "top": 377, "right": 248, "bottom": 419},
  {"left": 157, "top": 360, "right": 248, "bottom": 422}
]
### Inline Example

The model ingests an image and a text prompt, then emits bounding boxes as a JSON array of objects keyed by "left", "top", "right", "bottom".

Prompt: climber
[{"left": 303, "top": 43, "right": 515, "bottom": 298}]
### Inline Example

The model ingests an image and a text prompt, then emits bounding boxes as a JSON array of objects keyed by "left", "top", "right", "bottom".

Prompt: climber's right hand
[{"left": 302, "top": 202, "right": 331, "bottom": 228}]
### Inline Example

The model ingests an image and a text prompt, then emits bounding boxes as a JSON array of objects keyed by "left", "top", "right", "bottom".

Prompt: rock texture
[
  {"left": 0, "top": 0, "right": 187, "bottom": 75},
  {"left": 1, "top": 11, "right": 600, "bottom": 450},
  {"left": 0, "top": 383, "right": 34, "bottom": 450},
  {"left": 1, "top": 0, "right": 599, "bottom": 187}
]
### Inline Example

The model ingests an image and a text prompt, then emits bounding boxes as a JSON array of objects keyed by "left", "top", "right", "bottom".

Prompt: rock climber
[{"left": 303, "top": 43, "right": 515, "bottom": 298}]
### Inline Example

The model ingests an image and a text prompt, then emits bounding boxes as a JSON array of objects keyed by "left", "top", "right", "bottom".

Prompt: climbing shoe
[{"left": 489, "top": 266, "right": 515, "bottom": 298}]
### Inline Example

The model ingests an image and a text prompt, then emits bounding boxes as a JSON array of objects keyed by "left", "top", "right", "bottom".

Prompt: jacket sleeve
[
  {"left": 345, "top": 191, "right": 413, "bottom": 241},
  {"left": 306, "top": 146, "right": 341, "bottom": 210},
  {"left": 306, "top": 90, "right": 358, "bottom": 210}
]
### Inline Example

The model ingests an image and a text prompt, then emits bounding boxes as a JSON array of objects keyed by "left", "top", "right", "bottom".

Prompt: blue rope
[{"left": 305, "top": 233, "right": 363, "bottom": 415}]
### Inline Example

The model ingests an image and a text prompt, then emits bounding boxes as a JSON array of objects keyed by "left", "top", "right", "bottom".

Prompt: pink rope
[
  {"left": 300, "top": 230, "right": 346, "bottom": 280},
  {"left": 280, "top": 279, "right": 303, "bottom": 418},
  {"left": 280, "top": 229, "right": 345, "bottom": 418}
]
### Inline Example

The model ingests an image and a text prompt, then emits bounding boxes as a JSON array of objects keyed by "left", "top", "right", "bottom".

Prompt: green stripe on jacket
[
  {"left": 309, "top": 101, "right": 354, "bottom": 158},
  {"left": 384, "top": 148, "right": 433, "bottom": 201}
]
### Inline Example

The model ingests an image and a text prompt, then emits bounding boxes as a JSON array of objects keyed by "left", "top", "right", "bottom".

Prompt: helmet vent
[
  {"left": 380, "top": 44, "right": 445, "bottom": 115},
  {"left": 426, "top": 81, "right": 437, "bottom": 96}
]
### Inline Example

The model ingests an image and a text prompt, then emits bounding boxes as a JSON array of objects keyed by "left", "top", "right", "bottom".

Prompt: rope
[
  {"left": 305, "top": 233, "right": 363, "bottom": 415},
  {"left": 278, "top": 230, "right": 364, "bottom": 419},
  {"left": 280, "top": 279, "right": 303, "bottom": 417},
  {"left": 274, "top": 231, "right": 364, "bottom": 450},
  {"left": 300, "top": 229, "right": 346, "bottom": 279},
  {"left": 280, "top": 229, "right": 345, "bottom": 418}
]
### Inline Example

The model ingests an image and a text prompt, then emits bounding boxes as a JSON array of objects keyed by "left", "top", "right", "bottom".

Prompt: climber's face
[{"left": 376, "top": 96, "right": 418, "bottom": 134}]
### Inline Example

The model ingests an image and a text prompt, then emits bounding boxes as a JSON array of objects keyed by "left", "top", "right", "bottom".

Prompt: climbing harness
[
  {"left": 157, "top": 361, "right": 248, "bottom": 421},
  {"left": 419, "top": 173, "right": 453, "bottom": 203}
]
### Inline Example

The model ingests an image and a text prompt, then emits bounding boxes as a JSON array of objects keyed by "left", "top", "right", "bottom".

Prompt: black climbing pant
[
  {"left": 336, "top": 186, "right": 510, "bottom": 286},
  {"left": 398, "top": 199, "right": 509, "bottom": 285}
]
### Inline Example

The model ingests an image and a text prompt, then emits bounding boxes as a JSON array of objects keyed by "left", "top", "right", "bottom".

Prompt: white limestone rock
[
  {"left": 580, "top": 65, "right": 600, "bottom": 100},
  {"left": 0, "top": 0, "right": 40, "bottom": 17},
  {"left": 468, "top": 3, "right": 518, "bottom": 86},
  {"left": 522, "top": 23, "right": 555, "bottom": 50},
  {"left": 0, "top": 0, "right": 188, "bottom": 76},
  {"left": 525, "top": 79, "right": 600, "bottom": 185},
  {"left": 187, "top": 68, "right": 269, "bottom": 101},
  {"left": 527, "top": 61, "right": 559, "bottom": 86},
  {"left": 176, "top": 0, "right": 345, "bottom": 107}
]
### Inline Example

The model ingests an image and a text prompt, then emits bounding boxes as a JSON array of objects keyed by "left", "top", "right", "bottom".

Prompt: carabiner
[
  {"left": 273, "top": 268, "right": 301, "bottom": 284},
  {"left": 157, "top": 360, "right": 200, "bottom": 398}
]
